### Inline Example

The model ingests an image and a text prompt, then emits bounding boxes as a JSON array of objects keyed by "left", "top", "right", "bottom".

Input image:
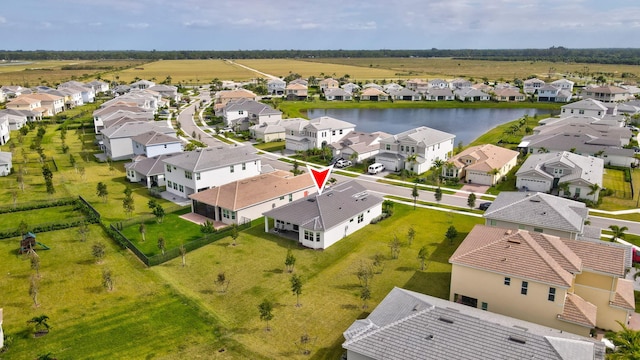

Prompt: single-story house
[{"left": 443, "top": 144, "right": 519, "bottom": 186}]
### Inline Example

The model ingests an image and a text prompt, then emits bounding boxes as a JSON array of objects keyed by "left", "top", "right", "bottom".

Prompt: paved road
[{"left": 176, "top": 88, "right": 228, "bottom": 148}]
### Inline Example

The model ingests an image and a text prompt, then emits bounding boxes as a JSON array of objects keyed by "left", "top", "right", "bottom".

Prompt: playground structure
[{"left": 19, "top": 232, "right": 50, "bottom": 254}]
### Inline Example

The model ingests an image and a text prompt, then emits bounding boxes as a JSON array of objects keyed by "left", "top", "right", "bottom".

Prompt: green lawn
[
  {"left": 0, "top": 204, "right": 81, "bottom": 231},
  {"left": 253, "top": 140, "right": 285, "bottom": 152}
]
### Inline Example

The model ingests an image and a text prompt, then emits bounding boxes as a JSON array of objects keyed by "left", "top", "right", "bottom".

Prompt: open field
[
  {"left": 235, "top": 59, "right": 399, "bottom": 81},
  {"left": 302, "top": 57, "right": 640, "bottom": 83},
  {"left": 115, "top": 59, "right": 257, "bottom": 84},
  {"left": 0, "top": 60, "right": 146, "bottom": 86}
]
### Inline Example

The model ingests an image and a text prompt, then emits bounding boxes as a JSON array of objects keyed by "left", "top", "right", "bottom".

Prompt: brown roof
[
  {"left": 558, "top": 293, "right": 597, "bottom": 327},
  {"left": 562, "top": 239, "right": 628, "bottom": 277},
  {"left": 188, "top": 170, "right": 314, "bottom": 211},
  {"left": 611, "top": 279, "right": 635, "bottom": 311},
  {"left": 449, "top": 225, "right": 576, "bottom": 287},
  {"left": 448, "top": 144, "right": 519, "bottom": 172}
]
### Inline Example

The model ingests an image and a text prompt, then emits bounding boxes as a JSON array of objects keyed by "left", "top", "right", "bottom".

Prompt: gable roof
[
  {"left": 516, "top": 151, "right": 604, "bottom": 187},
  {"left": 262, "top": 181, "right": 383, "bottom": 232},
  {"left": 0, "top": 151, "right": 12, "bottom": 165},
  {"left": 189, "top": 170, "right": 314, "bottom": 211},
  {"left": 381, "top": 126, "right": 455, "bottom": 147},
  {"left": 162, "top": 145, "right": 259, "bottom": 172},
  {"left": 343, "top": 287, "right": 604, "bottom": 360},
  {"left": 306, "top": 116, "right": 355, "bottom": 131},
  {"left": 100, "top": 121, "right": 174, "bottom": 139},
  {"left": 558, "top": 293, "right": 597, "bottom": 327},
  {"left": 484, "top": 192, "right": 587, "bottom": 234},
  {"left": 561, "top": 99, "right": 607, "bottom": 111},
  {"left": 125, "top": 154, "right": 178, "bottom": 176},
  {"left": 448, "top": 144, "right": 519, "bottom": 172},
  {"left": 131, "top": 131, "right": 180, "bottom": 146}
]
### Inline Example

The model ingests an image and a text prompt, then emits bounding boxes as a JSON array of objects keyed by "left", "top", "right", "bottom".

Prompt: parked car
[
  {"left": 335, "top": 159, "right": 352, "bottom": 168},
  {"left": 368, "top": 163, "right": 385, "bottom": 174},
  {"left": 478, "top": 202, "right": 492, "bottom": 211},
  {"left": 633, "top": 248, "right": 640, "bottom": 265}
]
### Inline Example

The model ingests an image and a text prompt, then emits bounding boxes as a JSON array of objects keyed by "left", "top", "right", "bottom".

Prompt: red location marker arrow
[{"left": 307, "top": 165, "right": 333, "bottom": 195}]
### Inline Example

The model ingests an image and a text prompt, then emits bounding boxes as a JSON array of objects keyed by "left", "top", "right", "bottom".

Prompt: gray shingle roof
[
  {"left": 162, "top": 145, "right": 259, "bottom": 172},
  {"left": 484, "top": 192, "right": 587, "bottom": 234},
  {"left": 343, "top": 287, "right": 604, "bottom": 360},
  {"left": 263, "top": 181, "right": 383, "bottom": 231}
]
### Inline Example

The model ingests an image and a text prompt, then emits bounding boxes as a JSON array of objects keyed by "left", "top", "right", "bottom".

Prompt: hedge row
[
  {"left": 0, "top": 197, "right": 76, "bottom": 215},
  {"left": 0, "top": 217, "right": 97, "bottom": 240}
]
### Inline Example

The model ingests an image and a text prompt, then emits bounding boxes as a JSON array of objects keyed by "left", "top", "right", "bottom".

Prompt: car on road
[
  {"left": 335, "top": 159, "right": 352, "bottom": 168},
  {"left": 478, "top": 202, "right": 492, "bottom": 211}
]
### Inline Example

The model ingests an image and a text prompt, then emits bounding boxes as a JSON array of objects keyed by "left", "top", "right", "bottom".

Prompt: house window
[
  {"left": 401, "top": 145, "right": 404, "bottom": 152},
  {"left": 230, "top": 165, "right": 234, "bottom": 173},
  {"left": 178, "top": 184, "right": 184, "bottom": 192},
  {"left": 518, "top": 225, "right": 525, "bottom": 230},
  {"left": 504, "top": 277, "right": 511, "bottom": 286},
  {"left": 289, "top": 194, "right": 293, "bottom": 202},
  {"left": 358, "top": 214, "right": 364, "bottom": 223},
  {"left": 553, "top": 168, "right": 563, "bottom": 175},
  {"left": 196, "top": 173, "right": 201, "bottom": 180},
  {"left": 242, "top": 163, "right": 246, "bottom": 170},
  {"left": 481, "top": 302, "right": 488, "bottom": 311},
  {"left": 332, "top": 130, "right": 336, "bottom": 136},
  {"left": 548, "top": 287, "right": 556, "bottom": 302},
  {"left": 238, "top": 110, "right": 244, "bottom": 115},
  {"left": 533, "top": 227, "right": 543, "bottom": 233},
  {"left": 386, "top": 144, "right": 391, "bottom": 151},
  {"left": 173, "top": 183, "right": 178, "bottom": 190},
  {"left": 316, "top": 232, "right": 320, "bottom": 242},
  {"left": 304, "top": 230, "right": 312, "bottom": 240},
  {"left": 167, "top": 181, "right": 172, "bottom": 188},
  {"left": 579, "top": 109, "right": 584, "bottom": 114},
  {"left": 445, "top": 167, "right": 456, "bottom": 177},
  {"left": 339, "top": 129, "right": 343, "bottom": 134},
  {"left": 280, "top": 196, "right": 285, "bottom": 200},
  {"left": 521, "top": 281, "right": 528, "bottom": 295},
  {"left": 185, "top": 171, "right": 192, "bottom": 179},
  {"left": 411, "top": 147, "right": 415, "bottom": 153},
  {"left": 575, "top": 188, "right": 581, "bottom": 196},
  {"left": 489, "top": 219, "right": 497, "bottom": 226},
  {"left": 166, "top": 164, "right": 172, "bottom": 172}
]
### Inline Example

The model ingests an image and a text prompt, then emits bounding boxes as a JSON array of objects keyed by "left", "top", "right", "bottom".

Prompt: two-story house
[
  {"left": 267, "top": 78, "right": 286, "bottom": 95},
  {"left": 376, "top": 126, "right": 455, "bottom": 174},
  {"left": 250, "top": 118, "right": 306, "bottom": 143},
  {"left": 581, "top": 85, "right": 631, "bottom": 103},
  {"left": 537, "top": 85, "right": 572, "bottom": 103},
  {"left": 222, "top": 99, "right": 282, "bottom": 129},
  {"left": 22, "top": 93, "right": 65, "bottom": 116},
  {"left": 162, "top": 146, "right": 261, "bottom": 198},
  {"left": 0, "top": 151, "right": 12, "bottom": 176},
  {"left": 131, "top": 131, "right": 183, "bottom": 158},
  {"left": 101, "top": 122, "right": 176, "bottom": 160},
  {"left": 551, "top": 79, "right": 575, "bottom": 92},
  {"left": 560, "top": 99, "right": 609, "bottom": 118},
  {"left": 443, "top": 144, "right": 519, "bottom": 186},
  {"left": 450, "top": 224, "right": 634, "bottom": 336},
  {"left": 523, "top": 78, "right": 546, "bottom": 94},
  {"left": 285, "top": 83, "right": 308, "bottom": 100},
  {"left": 516, "top": 151, "right": 604, "bottom": 201},
  {"left": 285, "top": 116, "right": 356, "bottom": 151},
  {"left": 263, "top": 181, "right": 383, "bottom": 249},
  {"left": 319, "top": 78, "right": 340, "bottom": 93}
]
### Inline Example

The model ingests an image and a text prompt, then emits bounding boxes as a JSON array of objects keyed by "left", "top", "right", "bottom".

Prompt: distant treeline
[{"left": 2, "top": 47, "right": 640, "bottom": 65}]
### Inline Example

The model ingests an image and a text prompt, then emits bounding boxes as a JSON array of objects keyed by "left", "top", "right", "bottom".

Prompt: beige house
[
  {"left": 443, "top": 144, "right": 519, "bottom": 186},
  {"left": 285, "top": 83, "right": 308, "bottom": 100},
  {"left": 359, "top": 87, "right": 388, "bottom": 101},
  {"left": 319, "top": 78, "right": 339, "bottom": 93},
  {"left": 581, "top": 85, "right": 631, "bottom": 103},
  {"left": 492, "top": 88, "right": 525, "bottom": 102},
  {"left": 189, "top": 170, "right": 314, "bottom": 226},
  {"left": 450, "top": 225, "right": 634, "bottom": 337},
  {"left": 214, "top": 88, "right": 257, "bottom": 107},
  {"left": 23, "top": 93, "right": 65, "bottom": 115}
]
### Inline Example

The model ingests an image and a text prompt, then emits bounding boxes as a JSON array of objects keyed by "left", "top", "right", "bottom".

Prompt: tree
[
  {"left": 78, "top": 166, "right": 86, "bottom": 180},
  {"left": 609, "top": 225, "right": 628, "bottom": 242},
  {"left": 18, "top": 220, "right": 29, "bottom": 236},
  {"left": 360, "top": 284, "right": 371, "bottom": 310},
  {"left": 355, "top": 260, "right": 374, "bottom": 287},
  {"left": 290, "top": 274, "right": 303, "bottom": 307},
  {"left": 139, "top": 222, "right": 146, "bottom": 242},
  {"left": 382, "top": 199, "right": 394, "bottom": 215},
  {"left": 77, "top": 221, "right": 90, "bottom": 242},
  {"left": 27, "top": 315, "right": 50, "bottom": 335},
  {"left": 417, "top": 245, "right": 429, "bottom": 271},
  {"left": 258, "top": 299, "right": 274, "bottom": 331},
  {"left": 605, "top": 321, "right": 640, "bottom": 359},
  {"left": 102, "top": 268, "right": 114, "bottom": 291},
  {"left": 16, "top": 168, "right": 24, "bottom": 191},
  {"left": 406, "top": 154, "right": 418, "bottom": 174},
  {"left": 92, "top": 242, "right": 106, "bottom": 263},
  {"left": 147, "top": 199, "right": 158, "bottom": 210},
  {"left": 200, "top": 220, "right": 215, "bottom": 239},
  {"left": 587, "top": 183, "right": 601, "bottom": 198},
  {"left": 179, "top": 244, "right": 186, "bottom": 267},
  {"left": 30, "top": 251, "right": 41, "bottom": 278},
  {"left": 157, "top": 237, "right": 166, "bottom": 255},
  {"left": 407, "top": 226, "right": 416, "bottom": 247},
  {"left": 434, "top": 187, "right": 443, "bottom": 203},
  {"left": 389, "top": 235, "right": 401, "bottom": 259},
  {"left": 123, "top": 187, "right": 135, "bottom": 217},
  {"left": 231, "top": 224, "right": 239, "bottom": 246},
  {"left": 445, "top": 225, "right": 458, "bottom": 245},
  {"left": 558, "top": 182, "right": 571, "bottom": 197},
  {"left": 411, "top": 183, "right": 419, "bottom": 209},
  {"left": 291, "top": 160, "right": 302, "bottom": 175},
  {"left": 41, "top": 164, "right": 55, "bottom": 195},
  {"left": 215, "top": 272, "right": 229, "bottom": 293},
  {"left": 285, "top": 248, "right": 296, "bottom": 273},
  {"left": 29, "top": 275, "right": 40, "bottom": 307},
  {"left": 467, "top": 193, "right": 476, "bottom": 209},
  {"left": 96, "top": 182, "right": 108, "bottom": 203},
  {"left": 152, "top": 204, "right": 165, "bottom": 223}
]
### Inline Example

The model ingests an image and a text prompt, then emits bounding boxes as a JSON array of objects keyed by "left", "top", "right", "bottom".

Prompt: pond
[{"left": 307, "top": 108, "right": 555, "bottom": 146}]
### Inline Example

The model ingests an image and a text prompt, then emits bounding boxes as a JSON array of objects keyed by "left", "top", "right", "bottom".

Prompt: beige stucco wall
[
  {"left": 574, "top": 272, "right": 628, "bottom": 331},
  {"left": 450, "top": 264, "right": 590, "bottom": 336}
]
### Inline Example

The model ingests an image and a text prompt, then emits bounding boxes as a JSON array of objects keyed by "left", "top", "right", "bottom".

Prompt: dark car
[{"left": 478, "top": 202, "right": 492, "bottom": 211}]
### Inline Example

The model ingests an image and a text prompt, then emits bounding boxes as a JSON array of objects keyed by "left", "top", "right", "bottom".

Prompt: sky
[{"left": 2, "top": 0, "right": 640, "bottom": 51}]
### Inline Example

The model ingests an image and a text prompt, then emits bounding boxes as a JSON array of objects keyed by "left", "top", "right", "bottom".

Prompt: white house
[
  {"left": 93, "top": 106, "right": 155, "bottom": 133},
  {"left": 267, "top": 78, "right": 286, "bottom": 95},
  {"left": 376, "top": 126, "right": 455, "bottom": 174},
  {"left": 424, "top": 88, "right": 455, "bottom": 101},
  {"left": 454, "top": 88, "right": 491, "bottom": 102},
  {"left": 560, "top": 99, "right": 608, "bottom": 118},
  {"left": 263, "top": 181, "right": 383, "bottom": 249},
  {"left": 443, "top": 144, "right": 519, "bottom": 186},
  {"left": 329, "top": 131, "right": 391, "bottom": 163},
  {"left": 428, "top": 79, "right": 448, "bottom": 89},
  {"left": 58, "top": 82, "right": 95, "bottom": 103},
  {"left": 147, "top": 85, "right": 181, "bottom": 102},
  {"left": 389, "top": 88, "right": 421, "bottom": 101},
  {"left": 0, "top": 109, "right": 34, "bottom": 130},
  {"left": 551, "top": 79, "right": 575, "bottom": 92},
  {"left": 250, "top": 118, "right": 306, "bottom": 143},
  {"left": 0, "top": 151, "right": 12, "bottom": 176},
  {"left": 131, "top": 131, "right": 183, "bottom": 158},
  {"left": 324, "top": 88, "right": 353, "bottom": 101},
  {"left": 516, "top": 151, "right": 604, "bottom": 202},
  {"left": 130, "top": 79, "right": 156, "bottom": 90},
  {"left": 101, "top": 122, "right": 176, "bottom": 160},
  {"left": 86, "top": 80, "right": 110, "bottom": 94},
  {"left": 285, "top": 116, "right": 356, "bottom": 151},
  {"left": 222, "top": 99, "right": 282, "bottom": 129},
  {"left": 125, "top": 154, "right": 177, "bottom": 188},
  {"left": 341, "top": 82, "right": 360, "bottom": 94},
  {"left": 162, "top": 146, "right": 261, "bottom": 198},
  {"left": 537, "top": 85, "right": 572, "bottom": 103},
  {"left": 0, "top": 117, "right": 10, "bottom": 145},
  {"left": 189, "top": 170, "right": 315, "bottom": 226},
  {"left": 523, "top": 78, "right": 546, "bottom": 94}
]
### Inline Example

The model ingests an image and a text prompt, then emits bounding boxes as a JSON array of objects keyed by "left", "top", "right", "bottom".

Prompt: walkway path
[{"left": 224, "top": 60, "right": 279, "bottom": 80}]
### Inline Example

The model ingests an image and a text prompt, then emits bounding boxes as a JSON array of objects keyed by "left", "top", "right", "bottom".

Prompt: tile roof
[
  {"left": 162, "top": 145, "right": 259, "bottom": 172},
  {"left": 562, "top": 237, "right": 629, "bottom": 277},
  {"left": 561, "top": 99, "right": 607, "bottom": 111},
  {"left": 611, "top": 279, "right": 635, "bottom": 310},
  {"left": 189, "top": 170, "right": 314, "bottom": 211},
  {"left": 558, "top": 293, "right": 597, "bottom": 327},
  {"left": 381, "top": 126, "right": 455, "bottom": 147},
  {"left": 448, "top": 144, "right": 519, "bottom": 172},
  {"left": 263, "top": 181, "right": 383, "bottom": 232},
  {"left": 100, "top": 121, "right": 174, "bottom": 139},
  {"left": 343, "top": 287, "right": 604, "bottom": 360},
  {"left": 516, "top": 151, "right": 604, "bottom": 188},
  {"left": 131, "top": 131, "right": 180, "bottom": 146},
  {"left": 484, "top": 192, "right": 587, "bottom": 234},
  {"left": 449, "top": 225, "right": 577, "bottom": 287},
  {"left": 306, "top": 116, "right": 355, "bottom": 130},
  {"left": 125, "top": 154, "right": 177, "bottom": 176}
]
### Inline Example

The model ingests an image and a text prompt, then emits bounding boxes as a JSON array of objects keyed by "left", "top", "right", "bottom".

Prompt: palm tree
[
  {"left": 587, "top": 183, "right": 601, "bottom": 199},
  {"left": 606, "top": 321, "right": 640, "bottom": 359},
  {"left": 382, "top": 200, "right": 394, "bottom": 215},
  {"left": 557, "top": 182, "right": 571, "bottom": 197},
  {"left": 537, "top": 147, "right": 549, "bottom": 153},
  {"left": 406, "top": 154, "right": 418, "bottom": 174},
  {"left": 609, "top": 225, "right": 628, "bottom": 243},
  {"left": 488, "top": 168, "right": 501, "bottom": 184},
  {"left": 28, "top": 315, "right": 51, "bottom": 335},
  {"left": 349, "top": 151, "right": 359, "bottom": 165}
]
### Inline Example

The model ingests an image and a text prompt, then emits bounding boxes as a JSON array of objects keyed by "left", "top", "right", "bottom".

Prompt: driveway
[{"left": 458, "top": 183, "right": 490, "bottom": 195}]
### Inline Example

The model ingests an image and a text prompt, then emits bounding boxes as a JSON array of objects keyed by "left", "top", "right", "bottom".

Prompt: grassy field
[
  {"left": 0, "top": 60, "right": 146, "bottom": 86},
  {"left": 235, "top": 59, "right": 399, "bottom": 81},
  {"left": 0, "top": 204, "right": 82, "bottom": 230},
  {"left": 115, "top": 60, "right": 257, "bottom": 84},
  {"left": 301, "top": 57, "right": 640, "bottom": 83},
  {"left": 0, "top": 226, "right": 256, "bottom": 359}
]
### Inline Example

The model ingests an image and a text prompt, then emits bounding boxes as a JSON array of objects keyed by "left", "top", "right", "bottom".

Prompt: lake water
[{"left": 307, "top": 108, "right": 555, "bottom": 146}]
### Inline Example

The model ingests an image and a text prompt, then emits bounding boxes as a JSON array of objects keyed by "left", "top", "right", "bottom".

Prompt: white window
[
  {"left": 185, "top": 171, "right": 192, "bottom": 179},
  {"left": 230, "top": 165, "right": 234, "bottom": 173},
  {"left": 166, "top": 164, "right": 172, "bottom": 172}
]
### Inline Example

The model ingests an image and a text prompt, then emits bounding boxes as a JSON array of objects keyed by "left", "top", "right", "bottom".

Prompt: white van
[{"left": 368, "top": 163, "right": 385, "bottom": 174}]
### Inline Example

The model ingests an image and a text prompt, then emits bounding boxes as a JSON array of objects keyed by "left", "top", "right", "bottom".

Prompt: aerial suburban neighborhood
[{"left": 1, "top": 49, "right": 640, "bottom": 359}]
